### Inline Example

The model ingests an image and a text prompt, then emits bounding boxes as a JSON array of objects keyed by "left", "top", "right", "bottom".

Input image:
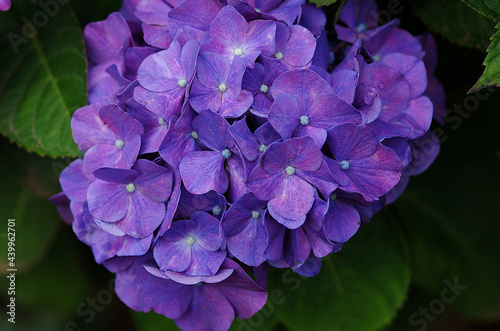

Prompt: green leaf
[
  {"left": 414, "top": 0, "right": 494, "bottom": 51},
  {"left": 395, "top": 148, "right": 500, "bottom": 319},
  {"left": 133, "top": 311, "right": 180, "bottom": 331},
  {"left": 268, "top": 215, "right": 410, "bottom": 331},
  {"left": 0, "top": 2, "right": 86, "bottom": 157},
  {"left": 462, "top": 0, "right": 500, "bottom": 21},
  {"left": 0, "top": 138, "right": 65, "bottom": 270},
  {"left": 309, "top": 0, "right": 338, "bottom": 7},
  {"left": 470, "top": 23, "right": 500, "bottom": 92},
  {"left": 0, "top": 235, "right": 90, "bottom": 319}
]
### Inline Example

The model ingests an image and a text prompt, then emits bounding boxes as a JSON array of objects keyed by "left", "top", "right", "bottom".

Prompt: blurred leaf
[
  {"left": 414, "top": 0, "right": 494, "bottom": 51},
  {"left": 462, "top": 0, "right": 500, "bottom": 21},
  {"left": 470, "top": 23, "right": 500, "bottom": 92},
  {"left": 0, "top": 235, "right": 90, "bottom": 320},
  {"left": 0, "top": 1, "right": 86, "bottom": 157},
  {"left": 133, "top": 311, "right": 179, "bottom": 331},
  {"left": 0, "top": 139, "right": 63, "bottom": 270},
  {"left": 396, "top": 152, "right": 500, "bottom": 319},
  {"left": 268, "top": 215, "right": 410, "bottom": 331},
  {"left": 309, "top": 0, "right": 338, "bottom": 7}
]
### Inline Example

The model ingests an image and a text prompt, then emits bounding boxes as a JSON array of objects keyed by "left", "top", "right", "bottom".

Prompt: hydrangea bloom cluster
[{"left": 51, "top": 0, "right": 444, "bottom": 329}]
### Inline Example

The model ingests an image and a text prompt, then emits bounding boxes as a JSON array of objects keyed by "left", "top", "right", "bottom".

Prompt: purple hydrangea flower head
[
  {"left": 179, "top": 110, "right": 237, "bottom": 194},
  {"left": 202, "top": 5, "right": 276, "bottom": 67},
  {"left": 269, "top": 69, "right": 361, "bottom": 146},
  {"left": 228, "top": 0, "right": 305, "bottom": 26},
  {"left": 153, "top": 211, "right": 226, "bottom": 276},
  {"left": 54, "top": 0, "right": 446, "bottom": 327},
  {"left": 249, "top": 136, "right": 337, "bottom": 229},
  {"left": 87, "top": 159, "right": 173, "bottom": 238},
  {"left": 325, "top": 123, "right": 402, "bottom": 201},
  {"left": 222, "top": 193, "right": 268, "bottom": 266},
  {"left": 189, "top": 52, "right": 253, "bottom": 117},
  {"left": 0, "top": 0, "right": 11, "bottom": 11}
]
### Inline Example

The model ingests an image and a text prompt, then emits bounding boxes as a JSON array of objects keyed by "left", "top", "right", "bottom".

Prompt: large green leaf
[
  {"left": 394, "top": 115, "right": 500, "bottom": 323},
  {"left": 414, "top": 0, "right": 494, "bottom": 51},
  {"left": 0, "top": 138, "right": 64, "bottom": 270},
  {"left": 470, "top": 23, "right": 500, "bottom": 92},
  {"left": 0, "top": 2, "right": 86, "bottom": 157},
  {"left": 268, "top": 215, "right": 410, "bottom": 331},
  {"left": 462, "top": 0, "right": 500, "bottom": 21}
]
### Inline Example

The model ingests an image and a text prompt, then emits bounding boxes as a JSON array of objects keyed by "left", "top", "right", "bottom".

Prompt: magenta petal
[
  {"left": 180, "top": 151, "right": 228, "bottom": 195},
  {"left": 267, "top": 176, "right": 314, "bottom": 229}
]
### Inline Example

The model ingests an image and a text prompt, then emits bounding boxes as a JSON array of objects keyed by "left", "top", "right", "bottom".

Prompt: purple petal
[
  {"left": 134, "top": 159, "right": 173, "bottom": 202},
  {"left": 267, "top": 176, "right": 314, "bottom": 229},
  {"left": 180, "top": 151, "right": 228, "bottom": 194},
  {"left": 324, "top": 195, "right": 361, "bottom": 242},
  {"left": 268, "top": 93, "right": 300, "bottom": 140},
  {"left": 192, "top": 110, "right": 231, "bottom": 151},
  {"left": 87, "top": 178, "right": 132, "bottom": 223}
]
